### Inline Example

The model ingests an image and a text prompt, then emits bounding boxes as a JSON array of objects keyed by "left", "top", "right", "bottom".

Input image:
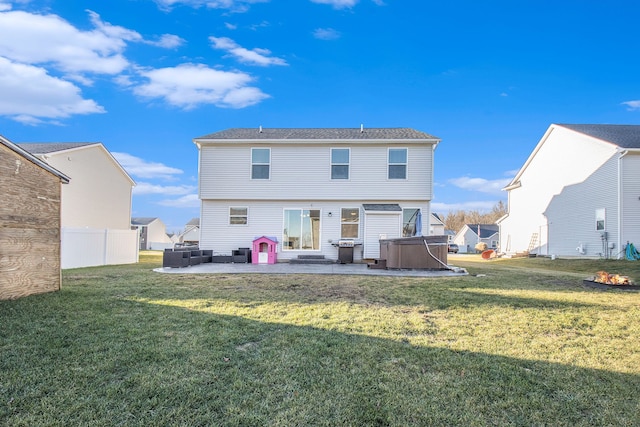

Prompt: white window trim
[
  {"left": 251, "top": 147, "right": 271, "bottom": 180},
  {"left": 401, "top": 207, "right": 420, "bottom": 237},
  {"left": 229, "top": 206, "right": 248, "bottom": 225},
  {"left": 388, "top": 147, "right": 408, "bottom": 180},
  {"left": 282, "top": 208, "right": 322, "bottom": 251},
  {"left": 340, "top": 207, "right": 360, "bottom": 239},
  {"left": 330, "top": 147, "right": 350, "bottom": 180},
  {"left": 595, "top": 208, "right": 606, "bottom": 231}
]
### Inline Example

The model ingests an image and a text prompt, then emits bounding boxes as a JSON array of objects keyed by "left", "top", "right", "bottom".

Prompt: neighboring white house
[
  {"left": 453, "top": 224, "right": 499, "bottom": 253},
  {"left": 429, "top": 213, "right": 445, "bottom": 235},
  {"left": 498, "top": 124, "right": 640, "bottom": 258},
  {"left": 131, "top": 217, "right": 174, "bottom": 250},
  {"left": 444, "top": 229, "right": 456, "bottom": 243},
  {"left": 194, "top": 127, "right": 440, "bottom": 262},
  {"left": 179, "top": 218, "right": 200, "bottom": 244},
  {"left": 18, "top": 142, "right": 138, "bottom": 268}
]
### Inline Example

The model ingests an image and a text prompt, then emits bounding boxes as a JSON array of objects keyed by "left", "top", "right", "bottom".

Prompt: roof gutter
[
  {"left": 193, "top": 138, "right": 440, "bottom": 147},
  {"left": 503, "top": 181, "right": 521, "bottom": 191}
]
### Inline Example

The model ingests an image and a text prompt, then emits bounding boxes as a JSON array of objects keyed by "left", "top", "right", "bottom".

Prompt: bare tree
[{"left": 443, "top": 201, "right": 507, "bottom": 233}]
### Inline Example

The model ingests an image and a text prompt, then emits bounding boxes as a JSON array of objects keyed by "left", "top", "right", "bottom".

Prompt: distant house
[
  {"left": 18, "top": 142, "right": 138, "bottom": 268},
  {"left": 131, "top": 217, "right": 174, "bottom": 250},
  {"left": 179, "top": 218, "right": 200, "bottom": 244},
  {"left": 498, "top": 124, "right": 640, "bottom": 258},
  {"left": 194, "top": 127, "right": 440, "bottom": 261},
  {"left": 453, "top": 224, "right": 499, "bottom": 253},
  {"left": 429, "top": 213, "right": 445, "bottom": 235},
  {"left": 1, "top": 135, "right": 69, "bottom": 299},
  {"left": 444, "top": 229, "right": 456, "bottom": 243}
]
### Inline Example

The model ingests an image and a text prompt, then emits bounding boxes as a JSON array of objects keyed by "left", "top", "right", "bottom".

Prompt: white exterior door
[{"left": 363, "top": 213, "right": 401, "bottom": 258}]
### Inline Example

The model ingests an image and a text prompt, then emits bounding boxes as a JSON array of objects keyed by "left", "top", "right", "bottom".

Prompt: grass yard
[{"left": 1, "top": 252, "right": 639, "bottom": 426}]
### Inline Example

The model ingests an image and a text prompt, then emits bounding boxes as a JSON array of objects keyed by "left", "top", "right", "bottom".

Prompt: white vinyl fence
[{"left": 61, "top": 228, "right": 139, "bottom": 269}]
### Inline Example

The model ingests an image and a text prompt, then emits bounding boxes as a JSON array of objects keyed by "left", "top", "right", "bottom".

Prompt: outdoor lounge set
[{"left": 162, "top": 246, "right": 251, "bottom": 268}]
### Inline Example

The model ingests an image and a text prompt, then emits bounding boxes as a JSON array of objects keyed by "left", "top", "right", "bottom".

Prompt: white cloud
[
  {"left": 133, "top": 63, "right": 270, "bottom": 109},
  {"left": 0, "top": 10, "right": 134, "bottom": 75},
  {"left": 0, "top": 57, "right": 105, "bottom": 123},
  {"left": 133, "top": 182, "right": 196, "bottom": 195},
  {"left": 112, "top": 152, "right": 184, "bottom": 180},
  {"left": 210, "top": 36, "right": 287, "bottom": 66},
  {"left": 313, "top": 28, "right": 341, "bottom": 40},
  {"left": 148, "top": 34, "right": 186, "bottom": 49},
  {"left": 86, "top": 10, "right": 142, "bottom": 43},
  {"left": 310, "top": 0, "right": 358, "bottom": 9},
  {"left": 449, "top": 176, "right": 512, "bottom": 195},
  {"left": 248, "top": 20, "right": 270, "bottom": 31},
  {"left": 225, "top": 22, "right": 238, "bottom": 30},
  {"left": 158, "top": 194, "right": 200, "bottom": 208},
  {"left": 622, "top": 100, "right": 640, "bottom": 111},
  {"left": 153, "top": 0, "right": 267, "bottom": 12}
]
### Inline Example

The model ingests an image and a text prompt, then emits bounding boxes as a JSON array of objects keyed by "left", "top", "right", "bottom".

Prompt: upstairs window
[
  {"left": 341, "top": 208, "right": 359, "bottom": 238},
  {"left": 388, "top": 148, "right": 407, "bottom": 179},
  {"left": 251, "top": 148, "right": 270, "bottom": 179},
  {"left": 331, "top": 148, "right": 350, "bottom": 180},
  {"left": 229, "top": 207, "right": 248, "bottom": 225}
]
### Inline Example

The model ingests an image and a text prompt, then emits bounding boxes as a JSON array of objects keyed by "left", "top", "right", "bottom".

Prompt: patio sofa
[
  {"left": 163, "top": 247, "right": 210, "bottom": 268},
  {"left": 163, "top": 250, "right": 190, "bottom": 268}
]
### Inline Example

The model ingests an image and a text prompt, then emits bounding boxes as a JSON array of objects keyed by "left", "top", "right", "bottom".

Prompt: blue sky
[{"left": 1, "top": 0, "right": 639, "bottom": 233}]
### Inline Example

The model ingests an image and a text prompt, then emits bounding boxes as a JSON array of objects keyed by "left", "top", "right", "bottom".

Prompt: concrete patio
[{"left": 154, "top": 262, "right": 468, "bottom": 277}]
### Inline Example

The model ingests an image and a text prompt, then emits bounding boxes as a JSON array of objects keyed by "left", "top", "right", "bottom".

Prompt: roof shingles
[
  {"left": 17, "top": 142, "right": 98, "bottom": 154},
  {"left": 196, "top": 128, "right": 439, "bottom": 141},
  {"left": 558, "top": 124, "right": 640, "bottom": 149}
]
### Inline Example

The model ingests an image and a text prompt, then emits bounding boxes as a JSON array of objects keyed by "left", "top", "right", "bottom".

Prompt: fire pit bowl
[
  {"left": 583, "top": 271, "right": 640, "bottom": 290},
  {"left": 582, "top": 280, "right": 640, "bottom": 291}
]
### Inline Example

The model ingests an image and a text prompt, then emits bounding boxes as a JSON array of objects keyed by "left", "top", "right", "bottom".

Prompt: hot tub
[{"left": 379, "top": 235, "right": 448, "bottom": 270}]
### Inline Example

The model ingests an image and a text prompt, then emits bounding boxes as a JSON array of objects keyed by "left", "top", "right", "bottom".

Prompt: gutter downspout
[{"left": 617, "top": 150, "right": 628, "bottom": 259}]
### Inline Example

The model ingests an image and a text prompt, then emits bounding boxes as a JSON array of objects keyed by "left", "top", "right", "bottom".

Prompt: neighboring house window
[
  {"left": 402, "top": 208, "right": 420, "bottom": 237},
  {"left": 331, "top": 148, "right": 350, "bottom": 179},
  {"left": 595, "top": 208, "right": 606, "bottom": 231},
  {"left": 229, "top": 207, "right": 248, "bottom": 225},
  {"left": 388, "top": 148, "right": 407, "bottom": 179},
  {"left": 283, "top": 209, "right": 320, "bottom": 250},
  {"left": 251, "top": 148, "right": 270, "bottom": 179},
  {"left": 341, "top": 208, "right": 359, "bottom": 238}
]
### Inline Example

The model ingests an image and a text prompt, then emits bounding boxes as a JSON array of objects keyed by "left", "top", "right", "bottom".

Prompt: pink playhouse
[{"left": 252, "top": 236, "right": 278, "bottom": 264}]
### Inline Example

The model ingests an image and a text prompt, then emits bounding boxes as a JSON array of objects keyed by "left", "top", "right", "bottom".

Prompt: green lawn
[{"left": 1, "top": 252, "right": 639, "bottom": 426}]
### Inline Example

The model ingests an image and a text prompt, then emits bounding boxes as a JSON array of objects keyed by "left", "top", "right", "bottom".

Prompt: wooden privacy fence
[{"left": 61, "top": 228, "right": 138, "bottom": 269}]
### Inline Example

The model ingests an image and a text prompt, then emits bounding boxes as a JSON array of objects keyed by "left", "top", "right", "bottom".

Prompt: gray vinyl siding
[
  {"left": 200, "top": 199, "right": 429, "bottom": 262},
  {"left": 545, "top": 154, "right": 619, "bottom": 257},
  {"left": 362, "top": 212, "right": 402, "bottom": 258},
  {"left": 199, "top": 143, "right": 433, "bottom": 201},
  {"left": 621, "top": 153, "right": 640, "bottom": 248}
]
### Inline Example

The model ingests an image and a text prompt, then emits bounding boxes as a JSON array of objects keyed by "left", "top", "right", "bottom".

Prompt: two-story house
[
  {"left": 498, "top": 124, "right": 640, "bottom": 258},
  {"left": 194, "top": 127, "right": 440, "bottom": 262},
  {"left": 131, "top": 217, "right": 174, "bottom": 250},
  {"left": 18, "top": 142, "right": 138, "bottom": 268}
]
